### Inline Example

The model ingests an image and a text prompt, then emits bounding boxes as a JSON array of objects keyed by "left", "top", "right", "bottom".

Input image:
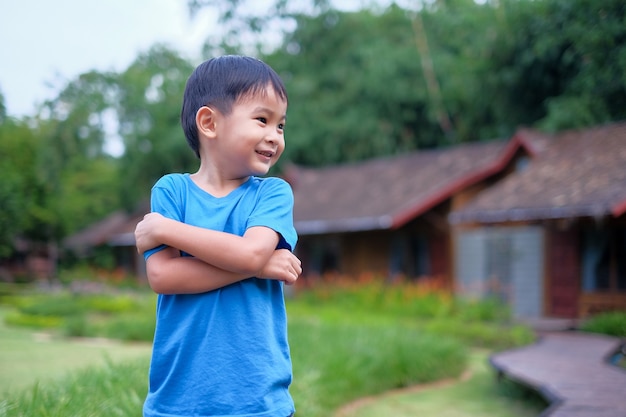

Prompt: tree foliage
[
  {"left": 266, "top": 6, "right": 444, "bottom": 166},
  {"left": 37, "top": 71, "right": 122, "bottom": 241},
  {"left": 488, "top": 0, "right": 626, "bottom": 131},
  {"left": 0, "top": 46, "right": 195, "bottom": 258},
  {"left": 0, "top": 118, "right": 46, "bottom": 256},
  {"left": 115, "top": 45, "right": 196, "bottom": 209},
  {"left": 0, "top": 0, "right": 624, "bottom": 262}
]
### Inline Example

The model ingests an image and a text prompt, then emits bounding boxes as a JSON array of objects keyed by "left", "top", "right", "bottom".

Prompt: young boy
[{"left": 134, "top": 55, "right": 302, "bottom": 417}]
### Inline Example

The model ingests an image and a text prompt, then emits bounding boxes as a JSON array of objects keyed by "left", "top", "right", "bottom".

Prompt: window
[
  {"left": 582, "top": 228, "right": 626, "bottom": 292},
  {"left": 515, "top": 155, "right": 531, "bottom": 172},
  {"left": 390, "top": 233, "right": 430, "bottom": 279}
]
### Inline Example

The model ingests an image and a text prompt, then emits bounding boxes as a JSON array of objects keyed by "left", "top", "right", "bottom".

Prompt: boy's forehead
[
  {"left": 238, "top": 86, "right": 285, "bottom": 101},
  {"left": 236, "top": 87, "right": 287, "bottom": 109}
]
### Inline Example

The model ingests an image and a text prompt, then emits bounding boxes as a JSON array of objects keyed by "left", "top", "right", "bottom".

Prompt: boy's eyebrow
[{"left": 252, "top": 106, "right": 287, "bottom": 120}]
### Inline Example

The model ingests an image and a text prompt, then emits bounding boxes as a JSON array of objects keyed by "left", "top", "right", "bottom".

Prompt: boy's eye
[
  {"left": 278, "top": 123, "right": 285, "bottom": 130},
  {"left": 257, "top": 117, "right": 267, "bottom": 124}
]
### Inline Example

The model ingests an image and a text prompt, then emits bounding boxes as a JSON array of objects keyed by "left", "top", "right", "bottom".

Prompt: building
[
  {"left": 288, "top": 138, "right": 533, "bottom": 288},
  {"left": 62, "top": 122, "right": 626, "bottom": 319},
  {"left": 450, "top": 122, "right": 626, "bottom": 318}
]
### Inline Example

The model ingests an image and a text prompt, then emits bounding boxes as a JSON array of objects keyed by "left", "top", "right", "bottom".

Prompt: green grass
[
  {"left": 288, "top": 319, "right": 466, "bottom": 416},
  {"left": 1, "top": 291, "right": 157, "bottom": 341},
  {"left": 0, "top": 307, "right": 152, "bottom": 394},
  {"left": 0, "top": 283, "right": 542, "bottom": 417},
  {"left": 335, "top": 350, "right": 547, "bottom": 417},
  {"left": 0, "top": 358, "right": 150, "bottom": 417}
]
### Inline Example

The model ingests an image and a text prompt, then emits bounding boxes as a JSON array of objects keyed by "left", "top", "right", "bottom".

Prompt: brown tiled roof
[
  {"left": 63, "top": 211, "right": 130, "bottom": 254},
  {"left": 290, "top": 139, "right": 527, "bottom": 235},
  {"left": 450, "top": 122, "right": 626, "bottom": 224},
  {"left": 63, "top": 203, "right": 149, "bottom": 252}
]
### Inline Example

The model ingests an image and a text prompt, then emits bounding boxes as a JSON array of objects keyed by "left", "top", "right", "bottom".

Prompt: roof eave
[
  {"left": 391, "top": 138, "right": 532, "bottom": 229},
  {"left": 108, "top": 232, "right": 136, "bottom": 247},
  {"left": 450, "top": 204, "right": 613, "bottom": 225},
  {"left": 295, "top": 215, "right": 393, "bottom": 235}
]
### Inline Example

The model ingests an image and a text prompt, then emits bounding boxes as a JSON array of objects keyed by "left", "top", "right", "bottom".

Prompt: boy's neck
[{"left": 190, "top": 169, "right": 250, "bottom": 198}]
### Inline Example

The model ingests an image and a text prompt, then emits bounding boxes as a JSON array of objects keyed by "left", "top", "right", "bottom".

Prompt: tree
[
  {"left": 188, "top": 0, "right": 332, "bottom": 54},
  {"left": 0, "top": 89, "right": 6, "bottom": 123},
  {"left": 0, "top": 45, "right": 198, "bottom": 263},
  {"left": 488, "top": 0, "right": 626, "bottom": 132},
  {"left": 418, "top": 0, "right": 512, "bottom": 141},
  {"left": 39, "top": 71, "right": 122, "bottom": 239},
  {"left": 265, "top": 6, "right": 444, "bottom": 166},
  {"left": 0, "top": 117, "right": 50, "bottom": 256},
  {"left": 4, "top": 0, "right": 624, "bottom": 261},
  {"left": 116, "top": 45, "right": 197, "bottom": 209},
  {"left": 190, "top": 0, "right": 626, "bottom": 166}
]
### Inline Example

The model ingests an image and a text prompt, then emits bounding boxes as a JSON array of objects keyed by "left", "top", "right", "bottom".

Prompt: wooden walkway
[{"left": 490, "top": 331, "right": 626, "bottom": 417}]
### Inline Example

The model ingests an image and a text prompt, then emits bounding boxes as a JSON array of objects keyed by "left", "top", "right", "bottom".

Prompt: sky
[
  {"left": 0, "top": 0, "right": 215, "bottom": 117},
  {"left": 0, "top": 0, "right": 397, "bottom": 119}
]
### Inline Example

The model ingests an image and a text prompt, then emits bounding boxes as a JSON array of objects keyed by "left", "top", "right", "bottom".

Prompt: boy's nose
[{"left": 265, "top": 131, "right": 282, "bottom": 144}]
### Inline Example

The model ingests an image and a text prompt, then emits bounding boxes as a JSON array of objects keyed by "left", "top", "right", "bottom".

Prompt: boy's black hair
[{"left": 181, "top": 55, "right": 288, "bottom": 158}]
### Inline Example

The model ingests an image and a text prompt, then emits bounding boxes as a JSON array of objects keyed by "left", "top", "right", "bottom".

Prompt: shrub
[
  {"left": 20, "top": 295, "right": 88, "bottom": 317},
  {"left": 291, "top": 277, "right": 533, "bottom": 350},
  {"left": 423, "top": 319, "right": 535, "bottom": 350},
  {"left": 4, "top": 312, "right": 64, "bottom": 329},
  {"left": 295, "top": 277, "right": 455, "bottom": 319},
  {"left": 455, "top": 297, "right": 512, "bottom": 322},
  {"left": 79, "top": 295, "right": 138, "bottom": 314},
  {"left": 0, "top": 283, "right": 26, "bottom": 298},
  {"left": 101, "top": 315, "right": 156, "bottom": 342},
  {"left": 580, "top": 311, "right": 626, "bottom": 337},
  {"left": 63, "top": 315, "right": 91, "bottom": 338},
  {"left": 1, "top": 290, "right": 157, "bottom": 342}
]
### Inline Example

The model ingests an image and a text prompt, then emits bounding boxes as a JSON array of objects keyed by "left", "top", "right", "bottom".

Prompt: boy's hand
[
  {"left": 135, "top": 212, "right": 167, "bottom": 254},
  {"left": 258, "top": 249, "right": 302, "bottom": 285}
]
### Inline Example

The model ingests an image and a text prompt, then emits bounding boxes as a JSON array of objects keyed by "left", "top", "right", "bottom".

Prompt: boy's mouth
[{"left": 256, "top": 150, "right": 274, "bottom": 158}]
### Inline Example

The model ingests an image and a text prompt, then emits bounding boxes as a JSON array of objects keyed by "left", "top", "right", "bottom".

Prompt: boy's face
[{"left": 214, "top": 86, "right": 287, "bottom": 178}]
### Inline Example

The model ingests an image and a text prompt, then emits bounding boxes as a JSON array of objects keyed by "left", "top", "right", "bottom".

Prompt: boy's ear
[{"left": 196, "top": 106, "right": 218, "bottom": 138}]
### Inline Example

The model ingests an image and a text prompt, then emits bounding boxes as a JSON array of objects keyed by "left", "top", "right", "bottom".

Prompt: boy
[{"left": 134, "top": 55, "right": 301, "bottom": 417}]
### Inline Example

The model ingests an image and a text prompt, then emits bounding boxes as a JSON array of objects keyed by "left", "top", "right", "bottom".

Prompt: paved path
[{"left": 490, "top": 331, "right": 626, "bottom": 417}]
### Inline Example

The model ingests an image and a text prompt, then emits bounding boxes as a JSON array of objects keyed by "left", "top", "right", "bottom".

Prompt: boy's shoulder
[
  {"left": 158, "top": 172, "right": 188, "bottom": 181},
  {"left": 253, "top": 175, "right": 288, "bottom": 186},
  {"left": 252, "top": 176, "right": 293, "bottom": 194},
  {"left": 153, "top": 173, "right": 188, "bottom": 187}
]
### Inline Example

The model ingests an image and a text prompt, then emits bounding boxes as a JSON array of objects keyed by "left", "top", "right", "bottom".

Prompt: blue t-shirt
[{"left": 143, "top": 173, "right": 297, "bottom": 417}]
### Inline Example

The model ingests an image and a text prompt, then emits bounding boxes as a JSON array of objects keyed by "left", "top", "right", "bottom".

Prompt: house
[
  {"left": 449, "top": 122, "right": 626, "bottom": 319},
  {"left": 287, "top": 137, "right": 535, "bottom": 288},
  {"left": 61, "top": 122, "right": 626, "bottom": 320},
  {"left": 63, "top": 206, "right": 148, "bottom": 279}
]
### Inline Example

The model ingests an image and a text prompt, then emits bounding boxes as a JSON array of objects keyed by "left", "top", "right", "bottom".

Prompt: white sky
[
  {"left": 0, "top": 0, "right": 215, "bottom": 117},
  {"left": 0, "top": 0, "right": 401, "bottom": 119}
]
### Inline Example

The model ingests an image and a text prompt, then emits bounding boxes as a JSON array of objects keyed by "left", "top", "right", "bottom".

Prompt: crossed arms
[{"left": 135, "top": 212, "right": 302, "bottom": 294}]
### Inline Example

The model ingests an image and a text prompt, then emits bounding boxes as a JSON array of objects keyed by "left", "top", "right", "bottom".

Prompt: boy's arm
[
  {"left": 136, "top": 212, "right": 288, "bottom": 276},
  {"left": 146, "top": 246, "right": 301, "bottom": 294}
]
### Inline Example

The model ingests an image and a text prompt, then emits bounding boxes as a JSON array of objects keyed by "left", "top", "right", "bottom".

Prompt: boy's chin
[
  {"left": 252, "top": 165, "right": 273, "bottom": 176},
  {"left": 244, "top": 169, "right": 269, "bottom": 178}
]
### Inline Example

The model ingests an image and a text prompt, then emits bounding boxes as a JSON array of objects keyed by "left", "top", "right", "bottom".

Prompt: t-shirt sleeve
[
  {"left": 143, "top": 174, "right": 185, "bottom": 260},
  {"left": 247, "top": 178, "right": 298, "bottom": 252}
]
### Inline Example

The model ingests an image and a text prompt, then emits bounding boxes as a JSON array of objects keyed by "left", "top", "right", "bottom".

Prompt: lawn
[
  {"left": 0, "top": 281, "right": 546, "bottom": 417},
  {"left": 335, "top": 350, "right": 546, "bottom": 417},
  {"left": 0, "top": 307, "right": 152, "bottom": 393}
]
